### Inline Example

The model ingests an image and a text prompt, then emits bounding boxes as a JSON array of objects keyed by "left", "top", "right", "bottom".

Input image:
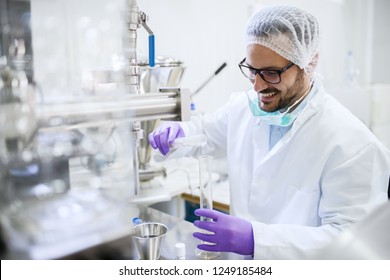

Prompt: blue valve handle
[{"left": 149, "top": 34, "right": 155, "bottom": 67}]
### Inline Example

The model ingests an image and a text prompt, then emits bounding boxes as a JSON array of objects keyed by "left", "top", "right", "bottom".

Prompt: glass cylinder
[{"left": 195, "top": 155, "right": 220, "bottom": 259}]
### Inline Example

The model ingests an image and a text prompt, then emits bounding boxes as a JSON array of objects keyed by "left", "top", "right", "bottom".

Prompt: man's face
[{"left": 245, "top": 44, "right": 309, "bottom": 112}]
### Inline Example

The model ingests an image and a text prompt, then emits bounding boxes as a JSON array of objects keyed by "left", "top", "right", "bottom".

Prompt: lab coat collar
[{"left": 257, "top": 80, "right": 325, "bottom": 165}]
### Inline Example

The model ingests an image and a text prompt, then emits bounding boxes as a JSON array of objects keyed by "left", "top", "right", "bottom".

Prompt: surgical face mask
[{"left": 245, "top": 87, "right": 310, "bottom": 127}]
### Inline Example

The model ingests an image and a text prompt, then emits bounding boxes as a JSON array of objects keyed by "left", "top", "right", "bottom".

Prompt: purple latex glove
[
  {"left": 148, "top": 122, "right": 185, "bottom": 155},
  {"left": 193, "top": 208, "right": 254, "bottom": 255}
]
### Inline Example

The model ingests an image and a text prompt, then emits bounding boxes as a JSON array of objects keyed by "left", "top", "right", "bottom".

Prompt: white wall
[
  {"left": 30, "top": 0, "right": 389, "bottom": 146},
  {"left": 137, "top": 0, "right": 390, "bottom": 148},
  {"left": 371, "top": 0, "right": 390, "bottom": 84},
  {"left": 31, "top": 0, "right": 389, "bottom": 110},
  {"left": 137, "top": 0, "right": 387, "bottom": 114},
  {"left": 137, "top": 0, "right": 251, "bottom": 114}
]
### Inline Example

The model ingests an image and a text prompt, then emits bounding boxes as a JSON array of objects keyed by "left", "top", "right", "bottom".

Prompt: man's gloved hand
[
  {"left": 148, "top": 122, "right": 185, "bottom": 155},
  {"left": 193, "top": 208, "right": 254, "bottom": 255}
]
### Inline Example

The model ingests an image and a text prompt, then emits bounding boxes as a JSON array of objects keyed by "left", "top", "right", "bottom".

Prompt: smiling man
[{"left": 148, "top": 6, "right": 390, "bottom": 259}]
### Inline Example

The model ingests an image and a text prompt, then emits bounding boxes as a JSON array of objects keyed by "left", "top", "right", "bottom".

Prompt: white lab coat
[{"left": 180, "top": 81, "right": 390, "bottom": 259}]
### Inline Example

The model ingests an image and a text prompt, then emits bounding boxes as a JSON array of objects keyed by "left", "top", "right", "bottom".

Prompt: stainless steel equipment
[
  {"left": 137, "top": 56, "right": 185, "bottom": 182},
  {"left": 0, "top": 0, "right": 190, "bottom": 259},
  {"left": 139, "top": 56, "right": 185, "bottom": 94}
]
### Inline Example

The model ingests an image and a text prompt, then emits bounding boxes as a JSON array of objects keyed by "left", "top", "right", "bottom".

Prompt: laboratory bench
[
  {"left": 79, "top": 156, "right": 233, "bottom": 260},
  {"left": 63, "top": 205, "right": 245, "bottom": 260},
  {"left": 1, "top": 202, "right": 243, "bottom": 260},
  {"left": 0, "top": 157, "right": 233, "bottom": 260}
]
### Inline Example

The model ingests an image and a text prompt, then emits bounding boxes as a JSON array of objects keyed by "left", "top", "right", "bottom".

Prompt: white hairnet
[{"left": 246, "top": 6, "right": 319, "bottom": 73}]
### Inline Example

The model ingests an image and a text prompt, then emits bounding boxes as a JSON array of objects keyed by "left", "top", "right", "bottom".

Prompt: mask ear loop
[
  {"left": 245, "top": 87, "right": 255, "bottom": 99},
  {"left": 283, "top": 82, "right": 313, "bottom": 115}
]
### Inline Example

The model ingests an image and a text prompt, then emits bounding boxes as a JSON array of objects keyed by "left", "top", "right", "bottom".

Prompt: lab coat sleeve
[
  {"left": 154, "top": 93, "right": 240, "bottom": 161},
  {"left": 252, "top": 142, "right": 390, "bottom": 259},
  {"left": 180, "top": 93, "right": 242, "bottom": 158}
]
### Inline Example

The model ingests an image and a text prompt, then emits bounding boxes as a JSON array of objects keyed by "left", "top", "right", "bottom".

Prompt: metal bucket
[{"left": 130, "top": 222, "right": 168, "bottom": 260}]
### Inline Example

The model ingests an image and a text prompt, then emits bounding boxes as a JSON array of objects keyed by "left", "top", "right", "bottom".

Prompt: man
[{"left": 148, "top": 6, "right": 390, "bottom": 259}]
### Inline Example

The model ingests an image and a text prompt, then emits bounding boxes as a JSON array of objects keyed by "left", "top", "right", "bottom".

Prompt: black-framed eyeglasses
[{"left": 238, "top": 58, "right": 295, "bottom": 84}]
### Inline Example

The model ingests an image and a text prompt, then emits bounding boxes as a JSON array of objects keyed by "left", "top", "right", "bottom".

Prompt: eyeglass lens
[{"left": 245, "top": 68, "right": 281, "bottom": 83}]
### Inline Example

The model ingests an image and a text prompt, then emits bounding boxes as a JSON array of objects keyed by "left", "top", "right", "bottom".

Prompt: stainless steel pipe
[{"left": 37, "top": 89, "right": 191, "bottom": 132}]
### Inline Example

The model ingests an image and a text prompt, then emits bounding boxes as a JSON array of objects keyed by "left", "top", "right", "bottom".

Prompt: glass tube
[{"left": 195, "top": 155, "right": 220, "bottom": 260}]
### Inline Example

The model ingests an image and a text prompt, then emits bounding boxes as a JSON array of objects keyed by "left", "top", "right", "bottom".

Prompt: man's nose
[{"left": 253, "top": 74, "right": 268, "bottom": 92}]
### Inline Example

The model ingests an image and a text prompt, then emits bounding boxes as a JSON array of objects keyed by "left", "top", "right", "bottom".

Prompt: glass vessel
[{"left": 195, "top": 155, "right": 220, "bottom": 259}]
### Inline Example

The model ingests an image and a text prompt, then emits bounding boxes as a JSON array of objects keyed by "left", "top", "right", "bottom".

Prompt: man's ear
[{"left": 305, "top": 53, "right": 319, "bottom": 76}]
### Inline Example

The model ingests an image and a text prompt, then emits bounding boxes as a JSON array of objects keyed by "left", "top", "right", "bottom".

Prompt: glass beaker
[{"left": 195, "top": 155, "right": 220, "bottom": 260}]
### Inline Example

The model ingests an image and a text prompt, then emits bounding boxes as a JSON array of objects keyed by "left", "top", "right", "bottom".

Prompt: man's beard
[{"left": 259, "top": 70, "right": 306, "bottom": 112}]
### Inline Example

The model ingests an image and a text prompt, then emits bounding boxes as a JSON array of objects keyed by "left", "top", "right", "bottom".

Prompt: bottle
[
  {"left": 132, "top": 217, "right": 143, "bottom": 225},
  {"left": 153, "top": 134, "right": 207, "bottom": 162},
  {"left": 345, "top": 50, "right": 359, "bottom": 87},
  {"left": 170, "top": 134, "right": 207, "bottom": 149},
  {"left": 175, "top": 242, "right": 186, "bottom": 260}
]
